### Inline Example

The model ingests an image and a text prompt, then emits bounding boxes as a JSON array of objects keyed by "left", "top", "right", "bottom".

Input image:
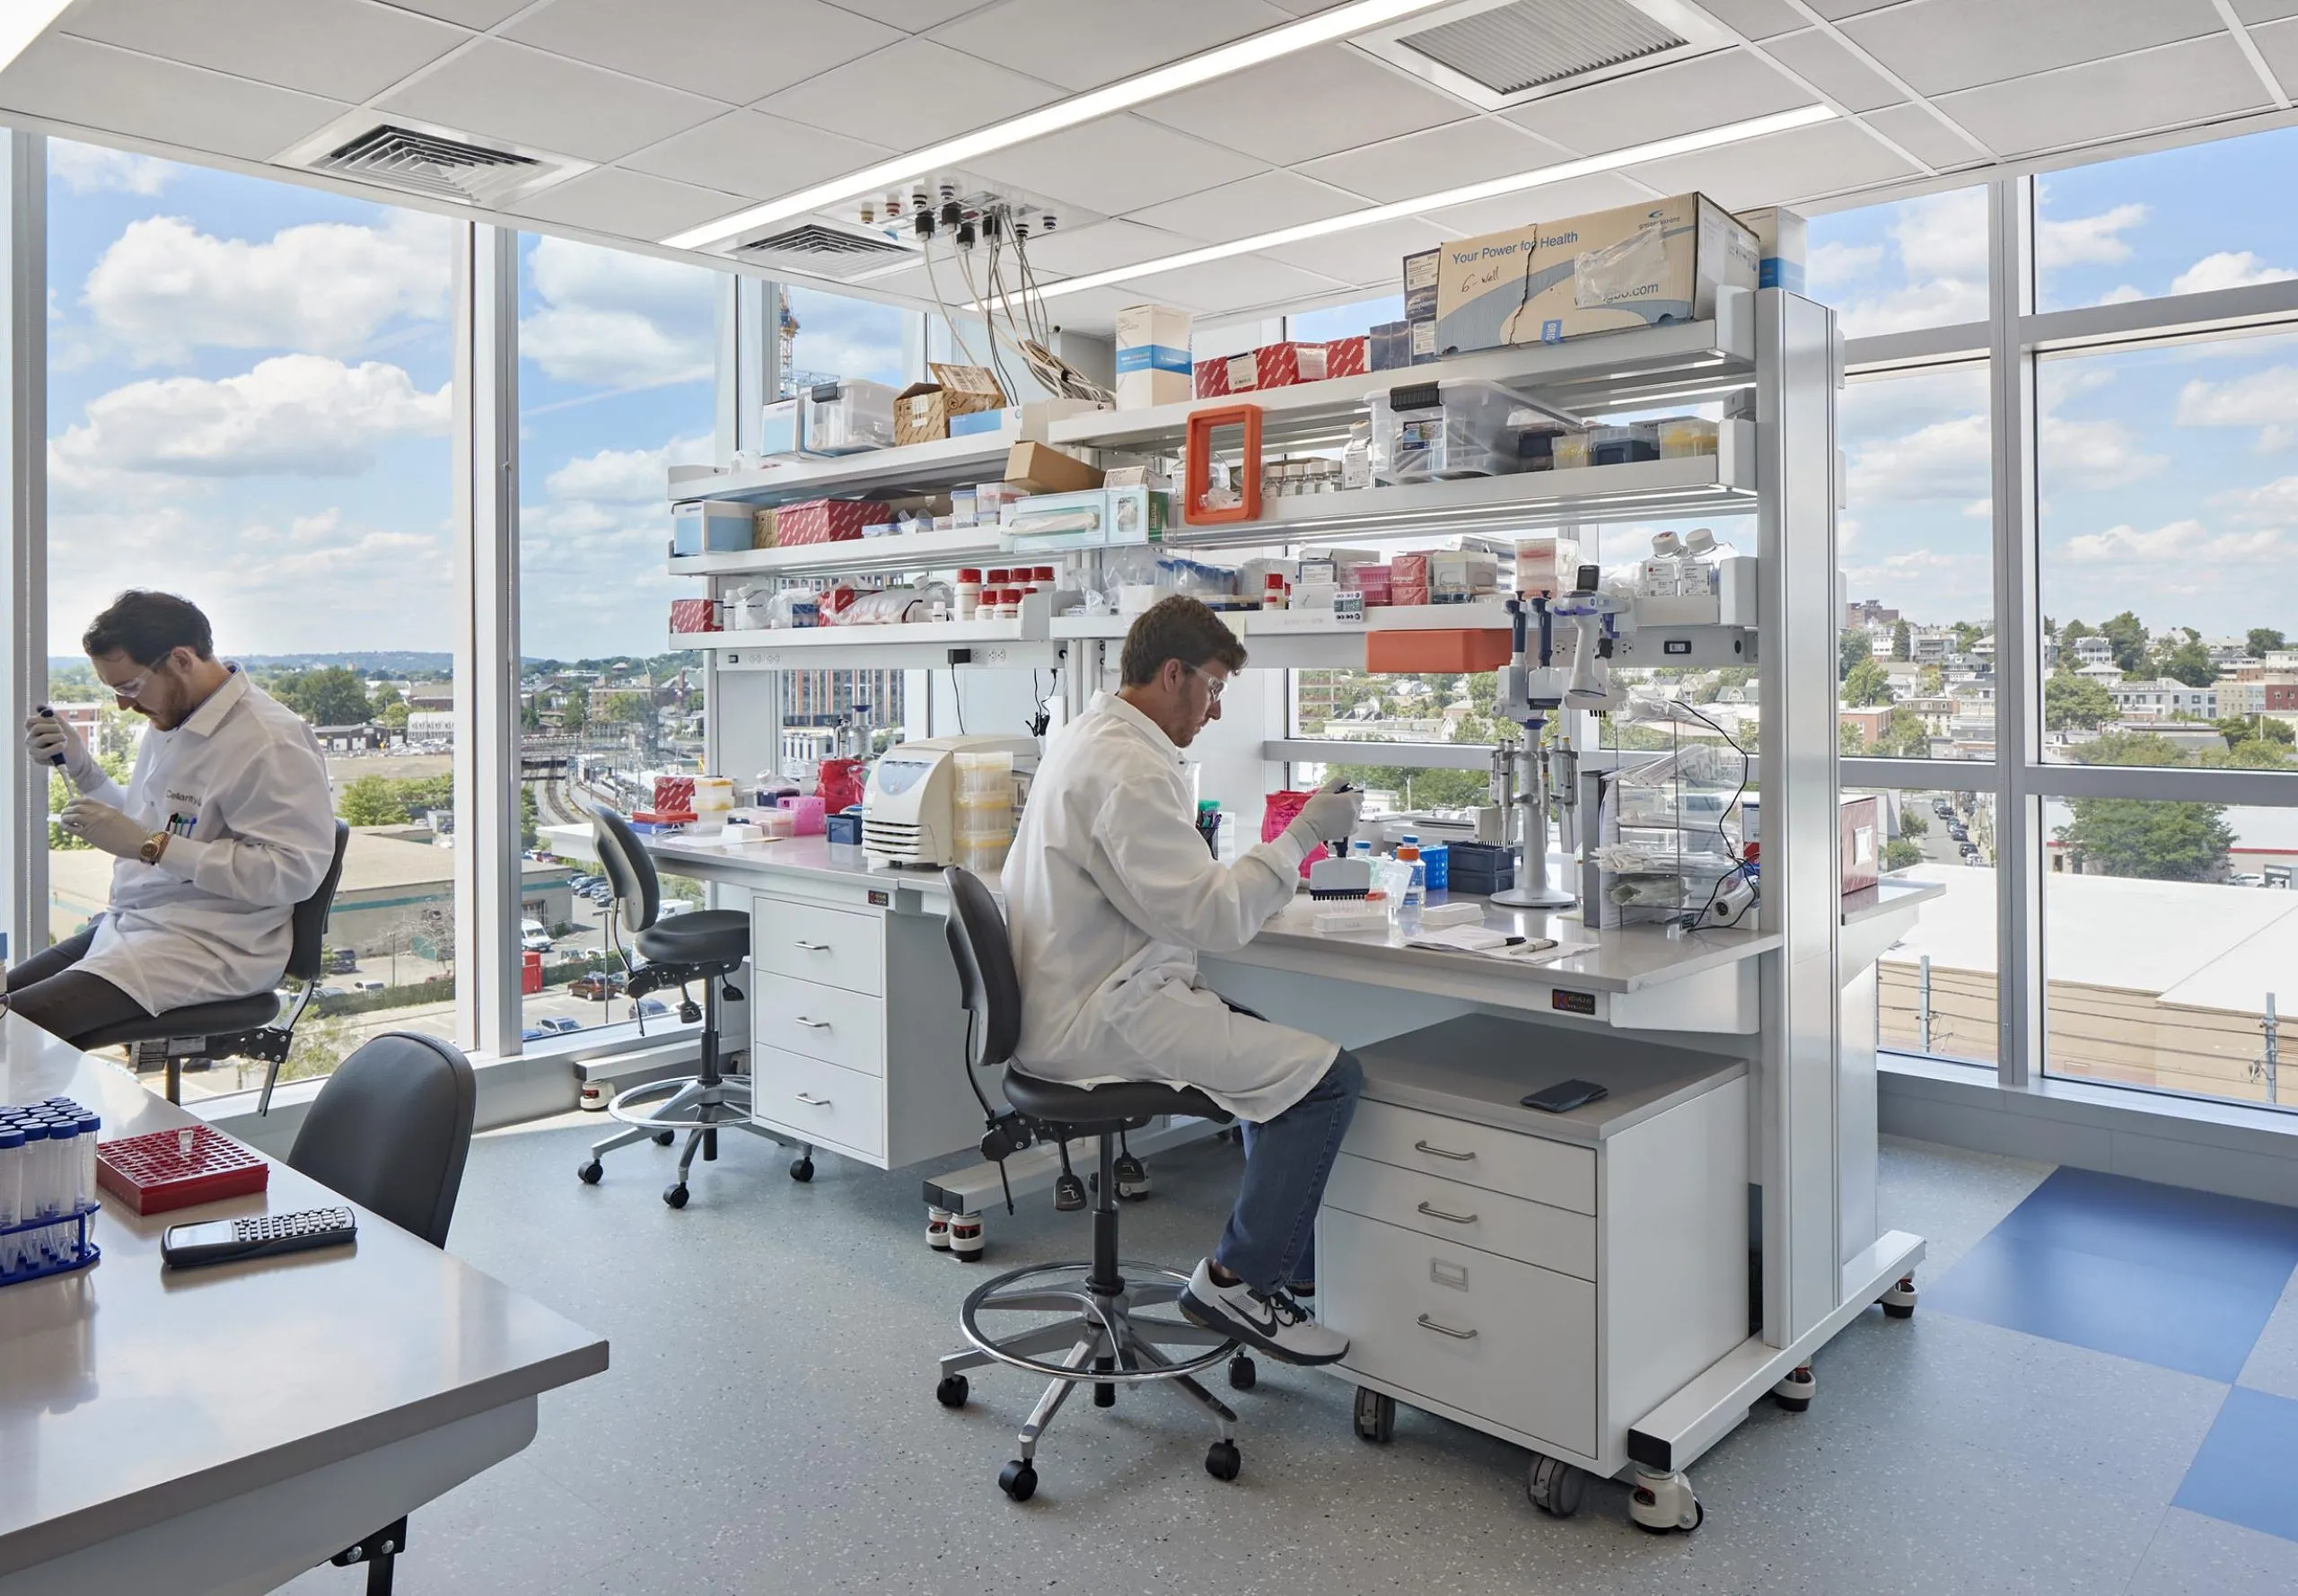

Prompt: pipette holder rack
[{"left": 0, "top": 1202, "right": 100, "bottom": 1286}]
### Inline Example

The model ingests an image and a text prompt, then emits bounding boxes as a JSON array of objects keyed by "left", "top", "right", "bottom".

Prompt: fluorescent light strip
[
  {"left": 1031, "top": 104, "right": 1838, "bottom": 302},
  {"left": 660, "top": 0, "right": 1460, "bottom": 250}
]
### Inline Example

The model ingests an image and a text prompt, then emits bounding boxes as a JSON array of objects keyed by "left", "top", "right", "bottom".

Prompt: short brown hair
[
  {"left": 1119, "top": 594, "right": 1248, "bottom": 687},
  {"left": 84, "top": 591, "right": 215, "bottom": 665}
]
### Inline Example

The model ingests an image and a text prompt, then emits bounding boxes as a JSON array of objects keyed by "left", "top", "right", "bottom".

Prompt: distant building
[
  {"left": 2223, "top": 679, "right": 2298, "bottom": 716},
  {"left": 2109, "top": 679, "right": 2217, "bottom": 720},
  {"left": 407, "top": 711, "right": 454, "bottom": 743},
  {"left": 1838, "top": 706, "right": 1891, "bottom": 745},
  {"left": 42, "top": 703, "right": 110, "bottom": 759},
  {"left": 404, "top": 680, "right": 454, "bottom": 712},
  {"left": 1910, "top": 628, "right": 1954, "bottom": 664},
  {"left": 1846, "top": 600, "right": 1899, "bottom": 630},
  {"left": 2072, "top": 635, "right": 2115, "bottom": 668}
]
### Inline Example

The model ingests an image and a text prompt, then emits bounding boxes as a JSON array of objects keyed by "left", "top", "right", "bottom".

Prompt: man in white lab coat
[
  {"left": 1004, "top": 595, "right": 1364, "bottom": 1366},
  {"left": 9, "top": 591, "right": 337, "bottom": 1048}
]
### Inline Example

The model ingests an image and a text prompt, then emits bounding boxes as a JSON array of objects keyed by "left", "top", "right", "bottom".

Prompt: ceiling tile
[
  {"left": 1804, "top": 0, "right": 1904, "bottom": 15},
  {"left": 508, "top": 0, "right": 901, "bottom": 105},
  {"left": 1934, "top": 34, "right": 2269, "bottom": 156},
  {"left": 509, "top": 165, "right": 750, "bottom": 239},
  {"left": 2235, "top": 0, "right": 2298, "bottom": 21},
  {"left": 929, "top": 0, "right": 1294, "bottom": 92},
  {"left": 1124, "top": 253, "right": 1351, "bottom": 314},
  {"left": 1417, "top": 171, "right": 1662, "bottom": 236},
  {"left": 1840, "top": 0, "right": 2225, "bottom": 97},
  {"left": 381, "top": 0, "right": 529, "bottom": 25},
  {"left": 2255, "top": 17, "right": 2298, "bottom": 96},
  {"left": 1136, "top": 44, "right": 1471, "bottom": 166},
  {"left": 623, "top": 110, "right": 895, "bottom": 199},
  {"left": 1692, "top": 0, "right": 1808, "bottom": 40},
  {"left": 1043, "top": 284, "right": 1213, "bottom": 334},
  {"left": 0, "top": 33, "right": 345, "bottom": 161},
  {"left": 374, "top": 39, "right": 725, "bottom": 162},
  {"left": 969, "top": 112, "right": 1265, "bottom": 214},
  {"left": 1126, "top": 169, "right": 1366, "bottom": 244},
  {"left": 756, "top": 38, "right": 1060, "bottom": 147},
  {"left": 1506, "top": 48, "right": 1816, "bottom": 152},
  {"left": 63, "top": 0, "right": 469, "bottom": 102},
  {"left": 1020, "top": 220, "right": 1205, "bottom": 276},
  {"left": 1759, "top": 30, "right": 1906, "bottom": 112},
  {"left": 1260, "top": 215, "right": 1446, "bottom": 292},
  {"left": 1858, "top": 101, "right": 1995, "bottom": 169},
  {"left": 823, "top": 0, "right": 1005, "bottom": 28},
  {"left": 1624, "top": 115, "right": 1919, "bottom": 208},
  {"left": 1299, "top": 118, "right": 1562, "bottom": 204}
]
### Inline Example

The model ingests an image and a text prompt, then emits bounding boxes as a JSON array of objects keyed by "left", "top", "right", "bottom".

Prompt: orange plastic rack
[{"left": 1183, "top": 404, "right": 1262, "bottom": 525}]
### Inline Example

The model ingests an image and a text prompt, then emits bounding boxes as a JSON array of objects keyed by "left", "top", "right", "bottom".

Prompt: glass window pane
[
  {"left": 1855, "top": 785, "right": 1999, "bottom": 1067},
  {"left": 2035, "top": 125, "right": 2298, "bottom": 312},
  {"left": 45, "top": 141, "right": 455, "bottom": 1100},
  {"left": 1289, "top": 293, "right": 1403, "bottom": 345},
  {"left": 785, "top": 284, "right": 906, "bottom": 390},
  {"left": 1808, "top": 186, "right": 1988, "bottom": 337},
  {"left": 517, "top": 234, "right": 721, "bottom": 1043},
  {"left": 2037, "top": 335, "right": 2298, "bottom": 774},
  {"left": 2044, "top": 802, "right": 2298, "bottom": 1108},
  {"left": 1838, "top": 363, "right": 1995, "bottom": 761}
]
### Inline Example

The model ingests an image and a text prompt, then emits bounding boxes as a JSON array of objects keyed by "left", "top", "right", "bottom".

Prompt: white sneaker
[{"left": 1180, "top": 1258, "right": 1348, "bottom": 1365}]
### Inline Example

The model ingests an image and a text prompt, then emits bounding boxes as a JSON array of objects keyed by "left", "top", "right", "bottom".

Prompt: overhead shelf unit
[{"left": 668, "top": 425, "right": 1023, "bottom": 508}]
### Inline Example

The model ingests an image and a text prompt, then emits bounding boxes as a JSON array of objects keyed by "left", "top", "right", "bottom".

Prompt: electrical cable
[
  {"left": 1668, "top": 699, "right": 1752, "bottom": 927},
  {"left": 920, "top": 234, "right": 988, "bottom": 373}
]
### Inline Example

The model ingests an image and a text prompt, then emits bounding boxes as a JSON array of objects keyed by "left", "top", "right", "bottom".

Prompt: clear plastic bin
[
  {"left": 1658, "top": 417, "right": 1719, "bottom": 458},
  {"left": 802, "top": 379, "right": 900, "bottom": 455},
  {"left": 1367, "top": 379, "right": 1549, "bottom": 484},
  {"left": 1591, "top": 423, "right": 1660, "bottom": 466}
]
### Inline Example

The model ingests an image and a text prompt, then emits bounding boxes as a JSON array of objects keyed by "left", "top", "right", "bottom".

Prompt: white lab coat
[
  {"left": 66, "top": 667, "right": 337, "bottom": 1016},
  {"left": 1004, "top": 692, "right": 1338, "bottom": 1122}
]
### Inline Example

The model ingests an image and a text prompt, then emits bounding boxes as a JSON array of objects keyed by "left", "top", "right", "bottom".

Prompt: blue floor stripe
[{"left": 2176, "top": 1386, "right": 2298, "bottom": 1544}]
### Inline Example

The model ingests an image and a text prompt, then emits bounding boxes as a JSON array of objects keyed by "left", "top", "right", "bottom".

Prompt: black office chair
[
  {"left": 574, "top": 803, "right": 803, "bottom": 1206},
  {"left": 80, "top": 820, "right": 351, "bottom": 1113},
  {"left": 931, "top": 866, "right": 1246, "bottom": 1501},
  {"left": 286, "top": 1031, "right": 476, "bottom": 1594}
]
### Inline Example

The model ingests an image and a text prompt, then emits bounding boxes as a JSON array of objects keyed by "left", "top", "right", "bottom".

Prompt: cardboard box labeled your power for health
[{"left": 1432, "top": 193, "right": 1758, "bottom": 356}]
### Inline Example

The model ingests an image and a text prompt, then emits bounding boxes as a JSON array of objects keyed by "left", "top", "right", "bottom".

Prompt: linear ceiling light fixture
[
  {"left": 1027, "top": 102, "right": 1836, "bottom": 302},
  {"left": 660, "top": 0, "right": 1461, "bottom": 250},
  {"left": 0, "top": 0, "right": 71, "bottom": 75}
]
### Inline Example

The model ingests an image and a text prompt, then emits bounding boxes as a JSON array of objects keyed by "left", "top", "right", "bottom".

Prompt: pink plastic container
[{"left": 777, "top": 794, "right": 827, "bottom": 836}]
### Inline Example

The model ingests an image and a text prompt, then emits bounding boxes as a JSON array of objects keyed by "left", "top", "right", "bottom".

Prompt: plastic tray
[
  {"left": 0, "top": 1202, "right": 100, "bottom": 1286},
  {"left": 96, "top": 1123, "right": 268, "bottom": 1215}
]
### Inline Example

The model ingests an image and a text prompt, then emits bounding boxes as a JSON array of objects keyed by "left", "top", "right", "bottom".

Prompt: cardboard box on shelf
[
  {"left": 1115, "top": 304, "right": 1195, "bottom": 409},
  {"left": 1737, "top": 206, "right": 1807, "bottom": 294},
  {"left": 759, "top": 398, "right": 805, "bottom": 457},
  {"left": 1004, "top": 441, "right": 1103, "bottom": 495},
  {"left": 671, "top": 500, "right": 754, "bottom": 557},
  {"left": 1403, "top": 249, "right": 1439, "bottom": 365},
  {"left": 669, "top": 600, "right": 720, "bottom": 635},
  {"left": 751, "top": 506, "right": 777, "bottom": 548},
  {"left": 1228, "top": 342, "right": 1330, "bottom": 392},
  {"left": 1433, "top": 193, "right": 1758, "bottom": 356},
  {"left": 1194, "top": 357, "right": 1231, "bottom": 399},
  {"left": 1324, "top": 336, "right": 1368, "bottom": 379},
  {"left": 777, "top": 498, "right": 887, "bottom": 546},
  {"left": 1369, "top": 320, "right": 1410, "bottom": 371},
  {"left": 891, "top": 364, "right": 1006, "bottom": 445}
]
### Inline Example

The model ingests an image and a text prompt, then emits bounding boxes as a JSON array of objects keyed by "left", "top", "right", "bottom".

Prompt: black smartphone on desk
[{"left": 1522, "top": 1079, "right": 1609, "bottom": 1114}]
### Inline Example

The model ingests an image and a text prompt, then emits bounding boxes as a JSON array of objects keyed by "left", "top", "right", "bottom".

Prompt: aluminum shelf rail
[{"left": 668, "top": 425, "right": 1024, "bottom": 509}]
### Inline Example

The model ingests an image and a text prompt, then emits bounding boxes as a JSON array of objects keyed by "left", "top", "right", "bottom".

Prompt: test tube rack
[{"left": 0, "top": 1095, "right": 102, "bottom": 1287}]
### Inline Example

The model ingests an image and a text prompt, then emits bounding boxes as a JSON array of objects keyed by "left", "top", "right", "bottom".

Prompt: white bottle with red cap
[{"left": 955, "top": 568, "right": 981, "bottom": 619}]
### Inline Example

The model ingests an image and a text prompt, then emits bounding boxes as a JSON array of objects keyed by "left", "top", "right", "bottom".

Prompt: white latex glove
[
  {"left": 59, "top": 798, "right": 150, "bottom": 860},
  {"left": 1286, "top": 778, "right": 1363, "bottom": 849},
  {"left": 24, "top": 711, "right": 100, "bottom": 790}
]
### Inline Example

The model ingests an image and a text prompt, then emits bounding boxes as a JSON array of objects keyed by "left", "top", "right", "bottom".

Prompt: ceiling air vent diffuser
[
  {"left": 739, "top": 224, "right": 912, "bottom": 262},
  {"left": 1355, "top": 0, "right": 1730, "bottom": 111},
  {"left": 277, "top": 116, "right": 590, "bottom": 209}
]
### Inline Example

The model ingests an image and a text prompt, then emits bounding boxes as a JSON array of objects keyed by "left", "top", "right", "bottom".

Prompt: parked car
[
  {"left": 570, "top": 972, "right": 627, "bottom": 1001},
  {"left": 629, "top": 998, "right": 670, "bottom": 1019},
  {"left": 569, "top": 874, "right": 601, "bottom": 891},
  {"left": 522, "top": 931, "right": 555, "bottom": 953},
  {"left": 322, "top": 947, "right": 358, "bottom": 975},
  {"left": 658, "top": 901, "right": 691, "bottom": 918},
  {"left": 311, "top": 985, "right": 353, "bottom": 1013},
  {"left": 528, "top": 1016, "right": 582, "bottom": 1035}
]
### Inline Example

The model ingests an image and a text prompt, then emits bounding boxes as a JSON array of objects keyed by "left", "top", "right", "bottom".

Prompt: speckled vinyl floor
[{"left": 278, "top": 1125, "right": 2298, "bottom": 1596}]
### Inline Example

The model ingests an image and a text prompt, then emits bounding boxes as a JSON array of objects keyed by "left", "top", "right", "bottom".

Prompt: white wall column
[{"left": 1, "top": 131, "right": 44, "bottom": 968}]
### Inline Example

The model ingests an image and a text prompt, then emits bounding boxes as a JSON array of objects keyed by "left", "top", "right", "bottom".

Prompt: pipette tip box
[{"left": 97, "top": 1124, "right": 268, "bottom": 1215}]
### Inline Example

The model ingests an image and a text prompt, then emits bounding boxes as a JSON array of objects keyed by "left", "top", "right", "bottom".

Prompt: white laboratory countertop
[
  {"left": 0, "top": 1012, "right": 608, "bottom": 1578},
  {"left": 1843, "top": 875, "right": 1947, "bottom": 926}
]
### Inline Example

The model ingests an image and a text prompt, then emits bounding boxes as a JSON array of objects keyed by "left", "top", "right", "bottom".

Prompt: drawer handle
[
  {"left": 792, "top": 1016, "right": 832, "bottom": 1030},
  {"left": 1414, "top": 1139, "right": 1476, "bottom": 1162},
  {"left": 1417, "top": 1313, "right": 1478, "bottom": 1341},
  {"left": 793, "top": 940, "right": 831, "bottom": 951},
  {"left": 794, "top": 1092, "right": 832, "bottom": 1108},
  {"left": 1416, "top": 1200, "right": 1478, "bottom": 1225}
]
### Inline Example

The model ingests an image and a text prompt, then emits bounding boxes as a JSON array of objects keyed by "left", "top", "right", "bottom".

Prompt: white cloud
[
  {"left": 2036, "top": 202, "right": 2146, "bottom": 269},
  {"left": 542, "top": 434, "right": 712, "bottom": 503},
  {"left": 2215, "top": 474, "right": 2298, "bottom": 526},
  {"left": 2062, "top": 518, "right": 2288, "bottom": 564},
  {"left": 1890, "top": 189, "right": 1987, "bottom": 282},
  {"left": 1848, "top": 412, "right": 1989, "bottom": 504},
  {"left": 1808, "top": 241, "right": 1881, "bottom": 290},
  {"left": 49, "top": 355, "right": 451, "bottom": 491},
  {"left": 2176, "top": 365, "right": 2298, "bottom": 451},
  {"left": 520, "top": 237, "right": 716, "bottom": 390},
  {"left": 519, "top": 432, "right": 717, "bottom": 655},
  {"left": 2171, "top": 250, "right": 2298, "bottom": 297},
  {"left": 83, "top": 210, "right": 452, "bottom": 365},
  {"left": 50, "top": 140, "right": 173, "bottom": 197},
  {"left": 2092, "top": 285, "right": 2145, "bottom": 306},
  {"left": 2039, "top": 413, "right": 2167, "bottom": 488}
]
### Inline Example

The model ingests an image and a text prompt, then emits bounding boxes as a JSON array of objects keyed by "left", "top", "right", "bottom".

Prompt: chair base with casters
[{"left": 935, "top": 1073, "right": 1250, "bottom": 1500}]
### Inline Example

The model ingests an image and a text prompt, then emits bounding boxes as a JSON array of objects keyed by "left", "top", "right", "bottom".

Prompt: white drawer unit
[
  {"left": 1345, "top": 1098, "right": 1594, "bottom": 1215},
  {"left": 752, "top": 899, "right": 883, "bottom": 996},
  {"left": 751, "top": 971, "right": 885, "bottom": 1076},
  {"left": 750, "top": 1046, "right": 885, "bottom": 1162},
  {"left": 1322, "top": 1152, "right": 1596, "bottom": 1282}
]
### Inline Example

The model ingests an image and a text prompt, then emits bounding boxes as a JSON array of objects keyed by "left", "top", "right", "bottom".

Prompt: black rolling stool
[
  {"left": 574, "top": 804, "right": 808, "bottom": 1206},
  {"left": 79, "top": 820, "right": 351, "bottom": 1113},
  {"left": 931, "top": 866, "right": 1247, "bottom": 1502}
]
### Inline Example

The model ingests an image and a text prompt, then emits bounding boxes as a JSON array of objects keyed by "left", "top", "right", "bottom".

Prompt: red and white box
[
  {"left": 670, "top": 599, "right": 720, "bottom": 634},
  {"left": 1322, "top": 336, "right": 1368, "bottom": 379},
  {"left": 1193, "top": 357, "right": 1231, "bottom": 399},
  {"left": 1227, "top": 341, "right": 1331, "bottom": 393},
  {"left": 1352, "top": 564, "right": 1393, "bottom": 607},
  {"left": 776, "top": 498, "right": 886, "bottom": 547},
  {"left": 654, "top": 775, "right": 696, "bottom": 812}
]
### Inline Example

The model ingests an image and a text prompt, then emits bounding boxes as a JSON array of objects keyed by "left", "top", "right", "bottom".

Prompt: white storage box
[
  {"left": 801, "top": 379, "right": 899, "bottom": 455},
  {"left": 671, "top": 500, "right": 754, "bottom": 557},
  {"left": 1114, "top": 304, "right": 1194, "bottom": 410}
]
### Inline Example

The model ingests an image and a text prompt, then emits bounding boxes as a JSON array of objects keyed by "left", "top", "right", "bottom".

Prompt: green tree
[
  {"left": 377, "top": 700, "right": 411, "bottom": 732},
  {"left": 1899, "top": 804, "right": 1929, "bottom": 837},
  {"left": 1321, "top": 762, "right": 1490, "bottom": 811},
  {"left": 1874, "top": 706, "right": 1933, "bottom": 757},
  {"left": 2153, "top": 636, "right": 2217, "bottom": 688},
  {"left": 1890, "top": 618, "right": 1912, "bottom": 661},
  {"left": 1842, "top": 657, "right": 1895, "bottom": 706},
  {"left": 338, "top": 774, "right": 411, "bottom": 827},
  {"left": 2060, "top": 618, "right": 2092, "bottom": 644},
  {"left": 1839, "top": 720, "right": 1867, "bottom": 755},
  {"left": 2076, "top": 729, "right": 2185, "bottom": 768},
  {"left": 1883, "top": 837, "right": 1925, "bottom": 872},
  {"left": 2056, "top": 800, "right": 2232, "bottom": 882},
  {"left": 1952, "top": 620, "right": 1986, "bottom": 657},
  {"left": 271, "top": 665, "right": 379, "bottom": 726},
  {"left": 2044, "top": 671, "right": 2115, "bottom": 732},
  {"left": 561, "top": 686, "right": 590, "bottom": 735},
  {"left": 2262, "top": 718, "right": 2296, "bottom": 747},
  {"left": 521, "top": 784, "right": 539, "bottom": 851},
  {"left": 2099, "top": 610, "right": 2149, "bottom": 674},
  {"left": 2247, "top": 627, "right": 2286, "bottom": 659},
  {"left": 1839, "top": 629, "right": 1872, "bottom": 681},
  {"left": 1916, "top": 664, "right": 1945, "bottom": 696}
]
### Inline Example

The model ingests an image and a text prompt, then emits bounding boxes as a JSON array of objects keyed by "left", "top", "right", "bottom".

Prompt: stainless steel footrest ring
[
  {"left": 605, "top": 1077, "right": 751, "bottom": 1133},
  {"left": 959, "top": 1261, "right": 1235, "bottom": 1383}
]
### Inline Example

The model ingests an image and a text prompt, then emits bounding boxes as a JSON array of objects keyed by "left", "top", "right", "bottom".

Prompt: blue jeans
[{"left": 1214, "top": 1050, "right": 1363, "bottom": 1296}]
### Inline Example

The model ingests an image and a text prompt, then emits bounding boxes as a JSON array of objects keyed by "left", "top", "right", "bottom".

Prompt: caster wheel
[
  {"left": 663, "top": 1184, "right": 689, "bottom": 1209},
  {"left": 997, "top": 1460, "right": 1037, "bottom": 1502},
  {"left": 790, "top": 1158, "right": 814, "bottom": 1183},
  {"left": 575, "top": 1160, "right": 602, "bottom": 1185},
  {"left": 935, "top": 1374, "right": 969, "bottom": 1409},
  {"left": 1630, "top": 1471, "right": 1703, "bottom": 1534},
  {"left": 1527, "top": 1454, "right": 1585, "bottom": 1517},
  {"left": 1354, "top": 1386, "right": 1395, "bottom": 1444},
  {"left": 1881, "top": 1275, "right": 1917, "bottom": 1320},
  {"left": 652, "top": 1129, "right": 674, "bottom": 1146},
  {"left": 1774, "top": 1364, "right": 1814, "bottom": 1413},
  {"left": 1229, "top": 1355, "right": 1258, "bottom": 1391},
  {"left": 1206, "top": 1440, "right": 1241, "bottom": 1482}
]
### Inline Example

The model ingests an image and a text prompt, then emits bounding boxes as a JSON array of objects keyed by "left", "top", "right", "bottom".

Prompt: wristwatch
[{"left": 137, "top": 831, "right": 170, "bottom": 865}]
